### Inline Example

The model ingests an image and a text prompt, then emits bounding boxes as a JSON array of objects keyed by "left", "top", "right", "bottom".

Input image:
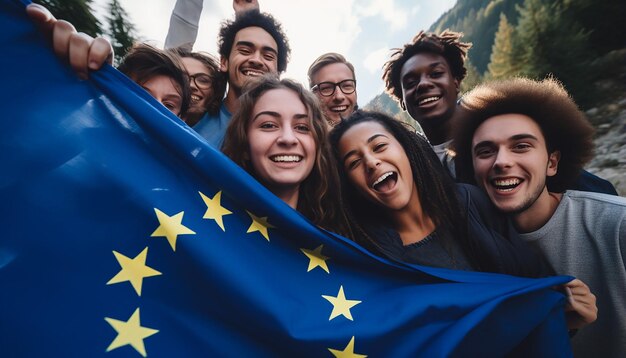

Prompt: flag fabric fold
[{"left": 0, "top": 1, "right": 573, "bottom": 356}]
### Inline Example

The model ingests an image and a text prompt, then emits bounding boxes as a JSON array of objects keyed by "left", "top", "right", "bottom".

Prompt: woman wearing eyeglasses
[
  {"left": 307, "top": 53, "right": 358, "bottom": 128},
  {"left": 169, "top": 48, "right": 228, "bottom": 127}
]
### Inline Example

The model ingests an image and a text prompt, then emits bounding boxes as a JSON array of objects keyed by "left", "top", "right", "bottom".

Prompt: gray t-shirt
[{"left": 515, "top": 190, "right": 626, "bottom": 358}]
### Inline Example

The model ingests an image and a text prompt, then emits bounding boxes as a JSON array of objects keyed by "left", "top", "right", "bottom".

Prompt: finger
[
  {"left": 25, "top": 3, "right": 56, "bottom": 35},
  {"left": 51, "top": 20, "right": 76, "bottom": 62},
  {"left": 68, "top": 32, "right": 93, "bottom": 79},
  {"left": 88, "top": 37, "right": 114, "bottom": 70}
]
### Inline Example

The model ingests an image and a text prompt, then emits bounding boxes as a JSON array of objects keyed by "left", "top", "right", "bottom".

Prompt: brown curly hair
[{"left": 452, "top": 77, "right": 595, "bottom": 193}]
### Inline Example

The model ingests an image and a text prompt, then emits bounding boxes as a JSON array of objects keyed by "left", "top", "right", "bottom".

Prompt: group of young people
[{"left": 26, "top": 1, "right": 625, "bottom": 356}]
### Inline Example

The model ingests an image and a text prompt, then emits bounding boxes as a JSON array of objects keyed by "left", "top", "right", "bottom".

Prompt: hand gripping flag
[{"left": 0, "top": 1, "right": 573, "bottom": 357}]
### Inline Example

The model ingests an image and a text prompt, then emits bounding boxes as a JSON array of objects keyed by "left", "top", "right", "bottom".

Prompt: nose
[
  {"left": 493, "top": 149, "right": 513, "bottom": 171},
  {"left": 276, "top": 126, "right": 298, "bottom": 146},
  {"left": 363, "top": 152, "right": 381, "bottom": 172},
  {"left": 333, "top": 86, "right": 346, "bottom": 101},
  {"left": 248, "top": 51, "right": 263, "bottom": 66},
  {"left": 416, "top": 74, "right": 434, "bottom": 92}
]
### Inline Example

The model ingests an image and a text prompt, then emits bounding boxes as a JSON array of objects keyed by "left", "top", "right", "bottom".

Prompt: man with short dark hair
[
  {"left": 189, "top": 10, "right": 291, "bottom": 147},
  {"left": 453, "top": 77, "right": 626, "bottom": 358},
  {"left": 307, "top": 52, "right": 358, "bottom": 128}
]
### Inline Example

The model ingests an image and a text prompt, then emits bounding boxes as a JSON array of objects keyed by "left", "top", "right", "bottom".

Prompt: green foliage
[
  {"left": 460, "top": 60, "right": 483, "bottom": 93},
  {"left": 513, "top": 0, "right": 593, "bottom": 106},
  {"left": 106, "top": 0, "right": 137, "bottom": 65},
  {"left": 486, "top": 14, "right": 518, "bottom": 79},
  {"left": 33, "top": 0, "right": 102, "bottom": 36}
]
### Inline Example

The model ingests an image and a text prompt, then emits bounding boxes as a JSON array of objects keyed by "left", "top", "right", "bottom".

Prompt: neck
[
  {"left": 183, "top": 112, "right": 203, "bottom": 127},
  {"left": 390, "top": 187, "right": 436, "bottom": 245},
  {"left": 224, "top": 88, "right": 240, "bottom": 114},
  {"left": 272, "top": 186, "right": 300, "bottom": 210},
  {"left": 512, "top": 189, "right": 562, "bottom": 233},
  {"left": 421, "top": 120, "right": 452, "bottom": 146}
]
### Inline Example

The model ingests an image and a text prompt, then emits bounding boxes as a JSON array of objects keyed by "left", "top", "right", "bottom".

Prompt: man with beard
[{"left": 452, "top": 77, "right": 626, "bottom": 358}]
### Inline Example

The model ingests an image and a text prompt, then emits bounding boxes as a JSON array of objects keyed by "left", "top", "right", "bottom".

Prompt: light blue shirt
[{"left": 193, "top": 103, "right": 232, "bottom": 149}]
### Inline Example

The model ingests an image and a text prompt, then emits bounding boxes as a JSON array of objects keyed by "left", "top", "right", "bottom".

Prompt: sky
[{"left": 92, "top": 0, "right": 456, "bottom": 106}]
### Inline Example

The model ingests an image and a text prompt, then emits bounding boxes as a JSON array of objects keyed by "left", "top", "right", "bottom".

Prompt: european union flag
[{"left": 0, "top": 1, "right": 573, "bottom": 356}]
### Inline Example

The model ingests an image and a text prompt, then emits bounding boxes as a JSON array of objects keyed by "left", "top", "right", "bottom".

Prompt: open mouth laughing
[
  {"left": 242, "top": 69, "right": 265, "bottom": 77},
  {"left": 330, "top": 105, "right": 349, "bottom": 113},
  {"left": 371, "top": 171, "right": 398, "bottom": 192}
]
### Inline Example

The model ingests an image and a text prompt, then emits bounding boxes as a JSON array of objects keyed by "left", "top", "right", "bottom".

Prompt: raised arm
[
  {"left": 233, "top": 0, "right": 260, "bottom": 14},
  {"left": 26, "top": 3, "right": 113, "bottom": 79}
]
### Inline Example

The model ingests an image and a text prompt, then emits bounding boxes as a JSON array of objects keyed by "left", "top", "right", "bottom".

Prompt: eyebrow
[
  {"left": 235, "top": 41, "right": 278, "bottom": 55},
  {"left": 473, "top": 133, "right": 540, "bottom": 151},
  {"left": 342, "top": 133, "right": 388, "bottom": 163},
  {"left": 252, "top": 111, "right": 309, "bottom": 122}
]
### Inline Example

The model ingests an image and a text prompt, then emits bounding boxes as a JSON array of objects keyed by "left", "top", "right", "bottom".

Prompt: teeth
[
  {"left": 243, "top": 70, "right": 264, "bottom": 77},
  {"left": 372, "top": 171, "right": 394, "bottom": 187},
  {"left": 494, "top": 178, "right": 521, "bottom": 187},
  {"left": 331, "top": 105, "right": 348, "bottom": 113},
  {"left": 271, "top": 155, "right": 302, "bottom": 162},
  {"left": 191, "top": 95, "right": 201, "bottom": 101},
  {"left": 419, "top": 96, "right": 440, "bottom": 105}
]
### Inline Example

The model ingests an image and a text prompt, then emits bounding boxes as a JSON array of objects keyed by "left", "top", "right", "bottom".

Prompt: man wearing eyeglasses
[{"left": 307, "top": 53, "right": 358, "bottom": 127}]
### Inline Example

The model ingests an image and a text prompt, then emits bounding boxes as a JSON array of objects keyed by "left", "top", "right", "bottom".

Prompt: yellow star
[
  {"left": 105, "top": 308, "right": 159, "bottom": 357},
  {"left": 246, "top": 211, "right": 274, "bottom": 241},
  {"left": 107, "top": 247, "right": 162, "bottom": 296},
  {"left": 300, "top": 245, "right": 330, "bottom": 273},
  {"left": 328, "top": 336, "right": 367, "bottom": 358},
  {"left": 150, "top": 208, "right": 196, "bottom": 251},
  {"left": 199, "top": 191, "right": 232, "bottom": 231},
  {"left": 322, "top": 285, "right": 362, "bottom": 321}
]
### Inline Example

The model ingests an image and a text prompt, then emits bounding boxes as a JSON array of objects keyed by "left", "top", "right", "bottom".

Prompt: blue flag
[{"left": 0, "top": 1, "right": 573, "bottom": 356}]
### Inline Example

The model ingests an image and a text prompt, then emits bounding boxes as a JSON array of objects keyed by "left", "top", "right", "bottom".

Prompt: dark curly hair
[
  {"left": 452, "top": 77, "right": 595, "bottom": 193},
  {"left": 329, "top": 110, "right": 470, "bottom": 262},
  {"left": 218, "top": 10, "right": 291, "bottom": 73},
  {"left": 382, "top": 30, "right": 471, "bottom": 106}
]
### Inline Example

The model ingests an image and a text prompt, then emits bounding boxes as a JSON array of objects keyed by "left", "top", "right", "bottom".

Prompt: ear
[
  {"left": 454, "top": 79, "right": 460, "bottom": 94},
  {"left": 547, "top": 150, "right": 560, "bottom": 177},
  {"left": 400, "top": 99, "right": 406, "bottom": 111},
  {"left": 219, "top": 56, "right": 228, "bottom": 73}
]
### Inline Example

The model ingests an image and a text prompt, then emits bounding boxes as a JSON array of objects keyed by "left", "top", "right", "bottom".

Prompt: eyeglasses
[
  {"left": 189, "top": 73, "right": 212, "bottom": 89},
  {"left": 311, "top": 79, "right": 356, "bottom": 97}
]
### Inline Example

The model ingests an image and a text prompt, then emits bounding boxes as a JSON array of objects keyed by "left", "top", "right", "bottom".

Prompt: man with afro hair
[{"left": 453, "top": 77, "right": 625, "bottom": 357}]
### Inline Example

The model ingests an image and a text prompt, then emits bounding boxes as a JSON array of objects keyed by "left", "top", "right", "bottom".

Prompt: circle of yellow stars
[{"left": 103, "top": 190, "right": 367, "bottom": 357}]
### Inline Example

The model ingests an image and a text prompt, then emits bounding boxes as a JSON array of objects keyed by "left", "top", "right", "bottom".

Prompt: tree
[
  {"left": 33, "top": 0, "right": 102, "bottom": 36},
  {"left": 461, "top": 60, "right": 483, "bottom": 93},
  {"left": 514, "top": 0, "right": 592, "bottom": 105},
  {"left": 486, "top": 14, "right": 518, "bottom": 79},
  {"left": 106, "top": 0, "right": 137, "bottom": 65}
]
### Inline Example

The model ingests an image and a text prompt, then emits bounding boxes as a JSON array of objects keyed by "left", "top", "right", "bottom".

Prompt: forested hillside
[{"left": 366, "top": 0, "right": 625, "bottom": 113}]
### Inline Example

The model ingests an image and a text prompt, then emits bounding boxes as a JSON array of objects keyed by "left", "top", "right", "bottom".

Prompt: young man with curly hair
[
  {"left": 382, "top": 30, "right": 617, "bottom": 195},
  {"left": 452, "top": 77, "right": 626, "bottom": 358}
]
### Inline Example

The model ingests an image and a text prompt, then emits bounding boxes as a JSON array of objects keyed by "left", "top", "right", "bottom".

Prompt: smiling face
[
  {"left": 138, "top": 75, "right": 183, "bottom": 115},
  {"left": 247, "top": 88, "right": 316, "bottom": 197},
  {"left": 338, "top": 121, "right": 418, "bottom": 212},
  {"left": 181, "top": 57, "right": 213, "bottom": 118},
  {"left": 310, "top": 62, "right": 357, "bottom": 127},
  {"left": 221, "top": 26, "right": 278, "bottom": 94},
  {"left": 400, "top": 52, "right": 459, "bottom": 139},
  {"left": 472, "top": 114, "right": 560, "bottom": 215}
]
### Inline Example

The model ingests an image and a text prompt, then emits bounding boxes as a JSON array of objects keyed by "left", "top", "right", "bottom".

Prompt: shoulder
[
  {"left": 564, "top": 190, "right": 626, "bottom": 208},
  {"left": 570, "top": 169, "right": 618, "bottom": 195}
]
